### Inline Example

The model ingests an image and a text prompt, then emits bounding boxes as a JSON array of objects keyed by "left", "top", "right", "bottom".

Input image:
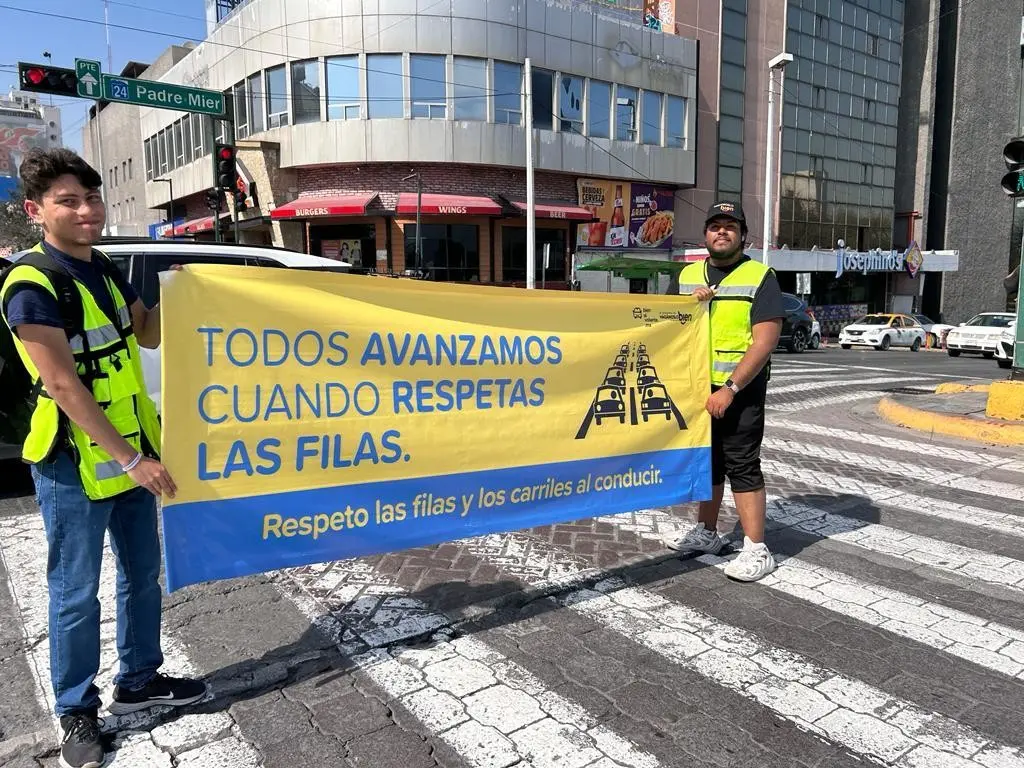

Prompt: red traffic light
[
  {"left": 218, "top": 147, "right": 235, "bottom": 160},
  {"left": 25, "top": 67, "right": 45, "bottom": 85}
]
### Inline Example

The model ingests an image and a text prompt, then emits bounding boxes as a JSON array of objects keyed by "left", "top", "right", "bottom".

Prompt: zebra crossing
[{"left": 1, "top": 357, "right": 1021, "bottom": 767}]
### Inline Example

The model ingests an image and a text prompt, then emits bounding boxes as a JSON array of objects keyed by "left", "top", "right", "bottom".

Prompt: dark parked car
[{"left": 778, "top": 293, "right": 815, "bottom": 353}]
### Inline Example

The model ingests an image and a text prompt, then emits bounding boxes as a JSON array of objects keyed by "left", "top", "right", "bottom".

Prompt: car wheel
[
  {"left": 809, "top": 333, "right": 820, "bottom": 350},
  {"left": 787, "top": 327, "right": 808, "bottom": 353},
  {"left": 910, "top": 337, "right": 921, "bottom": 352},
  {"left": 841, "top": 344, "right": 851, "bottom": 350},
  {"left": 948, "top": 349, "right": 961, "bottom": 357},
  {"left": 983, "top": 352, "right": 994, "bottom": 359},
  {"left": 877, "top": 335, "right": 891, "bottom": 351},
  {"left": 998, "top": 358, "right": 1012, "bottom": 369}
]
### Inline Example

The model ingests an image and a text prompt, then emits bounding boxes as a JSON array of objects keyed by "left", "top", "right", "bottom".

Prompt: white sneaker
[
  {"left": 723, "top": 538, "right": 777, "bottom": 582},
  {"left": 666, "top": 524, "right": 726, "bottom": 555}
]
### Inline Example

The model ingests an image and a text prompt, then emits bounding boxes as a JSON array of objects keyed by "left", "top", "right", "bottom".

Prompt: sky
[{"left": 1, "top": 0, "right": 208, "bottom": 152}]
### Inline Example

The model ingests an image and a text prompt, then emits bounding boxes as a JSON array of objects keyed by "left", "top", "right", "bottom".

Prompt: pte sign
[{"left": 102, "top": 75, "right": 225, "bottom": 116}]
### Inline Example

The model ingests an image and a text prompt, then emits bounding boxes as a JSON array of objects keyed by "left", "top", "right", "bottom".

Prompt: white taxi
[{"left": 839, "top": 313, "right": 926, "bottom": 351}]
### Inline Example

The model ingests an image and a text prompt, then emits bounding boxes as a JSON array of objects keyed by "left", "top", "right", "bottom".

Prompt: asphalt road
[{"left": 781, "top": 343, "right": 1003, "bottom": 380}]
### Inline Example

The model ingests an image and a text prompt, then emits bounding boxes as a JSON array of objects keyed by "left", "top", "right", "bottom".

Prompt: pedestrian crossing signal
[{"left": 18, "top": 63, "right": 77, "bottom": 97}]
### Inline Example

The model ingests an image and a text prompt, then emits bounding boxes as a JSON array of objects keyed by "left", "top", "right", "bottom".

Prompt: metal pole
[
  {"left": 96, "top": 106, "right": 109, "bottom": 236},
  {"left": 416, "top": 173, "right": 422, "bottom": 276},
  {"left": 762, "top": 66, "right": 775, "bottom": 265},
  {"left": 525, "top": 57, "right": 536, "bottom": 290},
  {"left": 1013, "top": 230, "right": 1024, "bottom": 378}
]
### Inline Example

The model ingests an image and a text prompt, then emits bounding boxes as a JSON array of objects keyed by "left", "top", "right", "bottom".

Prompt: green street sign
[
  {"left": 101, "top": 74, "right": 225, "bottom": 116},
  {"left": 75, "top": 59, "right": 101, "bottom": 99}
]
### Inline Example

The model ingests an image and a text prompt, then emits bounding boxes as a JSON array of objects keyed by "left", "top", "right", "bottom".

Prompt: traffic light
[
  {"left": 205, "top": 188, "right": 224, "bottom": 211},
  {"left": 1002, "top": 137, "right": 1024, "bottom": 197},
  {"left": 18, "top": 62, "right": 77, "bottom": 97},
  {"left": 214, "top": 144, "right": 237, "bottom": 191},
  {"left": 233, "top": 186, "right": 247, "bottom": 211}
]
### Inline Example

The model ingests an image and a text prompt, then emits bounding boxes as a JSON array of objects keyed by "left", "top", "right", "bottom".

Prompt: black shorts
[{"left": 710, "top": 376, "right": 766, "bottom": 493}]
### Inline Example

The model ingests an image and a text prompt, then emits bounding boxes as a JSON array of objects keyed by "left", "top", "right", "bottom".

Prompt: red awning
[
  {"left": 510, "top": 201, "right": 597, "bottom": 221},
  {"left": 396, "top": 193, "right": 502, "bottom": 216},
  {"left": 172, "top": 213, "right": 231, "bottom": 236},
  {"left": 271, "top": 193, "right": 379, "bottom": 220}
]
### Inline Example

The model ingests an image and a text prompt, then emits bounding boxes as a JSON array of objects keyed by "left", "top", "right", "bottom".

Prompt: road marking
[
  {"left": 0, "top": 514, "right": 259, "bottom": 765},
  {"left": 597, "top": 509, "right": 1024, "bottom": 680},
  {"left": 768, "top": 367, "right": 851, "bottom": 376},
  {"left": 767, "top": 390, "right": 903, "bottom": 412},
  {"left": 765, "top": 418, "right": 1024, "bottom": 471},
  {"left": 459, "top": 532, "right": 1024, "bottom": 767},
  {"left": 762, "top": 438, "right": 1024, "bottom": 502},
  {"left": 769, "top": 358, "right": 988, "bottom": 381},
  {"left": 280, "top": 561, "right": 660, "bottom": 768},
  {"left": 767, "top": 376, "right": 921, "bottom": 396}
]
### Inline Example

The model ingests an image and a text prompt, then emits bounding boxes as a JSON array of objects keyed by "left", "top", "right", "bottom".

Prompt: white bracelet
[{"left": 122, "top": 452, "right": 143, "bottom": 472}]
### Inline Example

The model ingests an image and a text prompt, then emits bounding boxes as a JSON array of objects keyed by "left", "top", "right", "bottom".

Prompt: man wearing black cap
[{"left": 667, "top": 202, "right": 785, "bottom": 582}]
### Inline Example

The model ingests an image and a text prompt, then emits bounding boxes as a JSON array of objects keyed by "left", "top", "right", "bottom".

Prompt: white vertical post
[
  {"left": 525, "top": 57, "right": 536, "bottom": 289},
  {"left": 762, "top": 67, "right": 776, "bottom": 266},
  {"left": 96, "top": 108, "right": 109, "bottom": 236}
]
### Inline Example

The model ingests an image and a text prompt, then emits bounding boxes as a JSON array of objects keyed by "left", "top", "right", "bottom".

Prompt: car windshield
[
  {"left": 644, "top": 385, "right": 667, "bottom": 399},
  {"left": 965, "top": 314, "right": 1014, "bottom": 328},
  {"left": 856, "top": 315, "right": 891, "bottom": 326},
  {"left": 913, "top": 315, "right": 933, "bottom": 325}
]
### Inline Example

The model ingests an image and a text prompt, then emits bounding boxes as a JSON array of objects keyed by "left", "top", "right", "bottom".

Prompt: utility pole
[
  {"left": 762, "top": 52, "right": 793, "bottom": 266},
  {"left": 525, "top": 57, "right": 536, "bottom": 289}
]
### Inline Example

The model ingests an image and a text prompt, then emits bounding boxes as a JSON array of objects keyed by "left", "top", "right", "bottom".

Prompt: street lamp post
[
  {"left": 762, "top": 52, "right": 793, "bottom": 267},
  {"left": 403, "top": 171, "right": 422, "bottom": 277},
  {"left": 154, "top": 178, "right": 175, "bottom": 239}
]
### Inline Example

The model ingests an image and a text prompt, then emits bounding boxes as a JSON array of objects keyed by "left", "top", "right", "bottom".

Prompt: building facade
[
  {"left": 0, "top": 89, "right": 62, "bottom": 201},
  {"left": 140, "top": 0, "right": 699, "bottom": 286},
  {"left": 896, "top": 0, "right": 1022, "bottom": 324},
  {"left": 83, "top": 46, "right": 194, "bottom": 237}
]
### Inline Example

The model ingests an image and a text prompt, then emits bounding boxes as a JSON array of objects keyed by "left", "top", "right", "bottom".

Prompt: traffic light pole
[{"left": 1014, "top": 244, "right": 1024, "bottom": 379}]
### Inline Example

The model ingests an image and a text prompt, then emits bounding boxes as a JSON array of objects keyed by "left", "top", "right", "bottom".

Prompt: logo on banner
[{"left": 903, "top": 241, "right": 924, "bottom": 278}]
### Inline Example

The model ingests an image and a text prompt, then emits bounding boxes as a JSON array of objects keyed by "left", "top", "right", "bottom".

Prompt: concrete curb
[
  {"left": 0, "top": 729, "right": 54, "bottom": 762},
  {"left": 934, "top": 382, "right": 991, "bottom": 394},
  {"left": 987, "top": 380, "right": 1024, "bottom": 421},
  {"left": 878, "top": 397, "right": 1024, "bottom": 446}
]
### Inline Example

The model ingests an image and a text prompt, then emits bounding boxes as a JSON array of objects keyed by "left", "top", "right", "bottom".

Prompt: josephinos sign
[{"left": 835, "top": 241, "right": 925, "bottom": 279}]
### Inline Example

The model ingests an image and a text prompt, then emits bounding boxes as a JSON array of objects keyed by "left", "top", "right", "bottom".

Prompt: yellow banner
[{"left": 159, "top": 265, "right": 711, "bottom": 589}]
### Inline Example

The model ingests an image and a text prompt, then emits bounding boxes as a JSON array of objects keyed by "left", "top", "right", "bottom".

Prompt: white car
[
  {"left": 839, "top": 313, "right": 926, "bottom": 351},
  {"left": 911, "top": 314, "right": 956, "bottom": 348},
  {"left": 994, "top": 320, "right": 1016, "bottom": 370},
  {"left": 945, "top": 312, "right": 1016, "bottom": 358}
]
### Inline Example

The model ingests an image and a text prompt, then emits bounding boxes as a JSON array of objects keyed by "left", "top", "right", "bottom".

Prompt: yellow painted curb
[
  {"left": 935, "top": 382, "right": 991, "bottom": 394},
  {"left": 878, "top": 397, "right": 1024, "bottom": 446},
  {"left": 987, "top": 380, "right": 1024, "bottom": 422}
]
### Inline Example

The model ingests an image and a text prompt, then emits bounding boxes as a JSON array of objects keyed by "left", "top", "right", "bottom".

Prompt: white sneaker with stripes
[
  {"left": 665, "top": 523, "right": 726, "bottom": 555},
  {"left": 723, "top": 538, "right": 777, "bottom": 582}
]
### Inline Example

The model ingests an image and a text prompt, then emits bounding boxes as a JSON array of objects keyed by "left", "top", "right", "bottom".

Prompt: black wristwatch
[{"left": 724, "top": 378, "right": 741, "bottom": 394}]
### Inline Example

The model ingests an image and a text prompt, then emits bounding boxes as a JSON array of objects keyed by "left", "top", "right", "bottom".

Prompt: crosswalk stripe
[
  {"left": 735, "top": 493, "right": 1024, "bottom": 591},
  {"left": 767, "top": 390, "right": 905, "bottom": 412},
  {"left": 0, "top": 514, "right": 259, "bottom": 765},
  {"left": 768, "top": 358, "right": 985, "bottom": 381},
  {"left": 278, "top": 561, "right": 661, "bottom": 767},
  {"left": 767, "top": 376, "right": 920, "bottom": 396},
  {"left": 596, "top": 509, "right": 1024, "bottom": 680},
  {"left": 458, "top": 532, "right": 1024, "bottom": 767},
  {"left": 765, "top": 418, "right": 1024, "bottom": 471},
  {"left": 769, "top": 367, "right": 849, "bottom": 375},
  {"left": 761, "top": 457, "right": 1024, "bottom": 539},
  {"left": 763, "top": 438, "right": 1024, "bottom": 502}
]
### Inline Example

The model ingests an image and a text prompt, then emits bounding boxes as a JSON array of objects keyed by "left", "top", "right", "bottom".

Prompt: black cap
[{"left": 704, "top": 201, "right": 746, "bottom": 228}]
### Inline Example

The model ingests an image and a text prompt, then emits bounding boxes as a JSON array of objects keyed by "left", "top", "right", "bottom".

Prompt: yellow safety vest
[
  {"left": 0, "top": 243, "right": 161, "bottom": 500},
  {"left": 678, "top": 257, "right": 773, "bottom": 386}
]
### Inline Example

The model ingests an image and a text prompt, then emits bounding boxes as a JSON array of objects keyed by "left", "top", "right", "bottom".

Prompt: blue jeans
[{"left": 33, "top": 451, "right": 164, "bottom": 716}]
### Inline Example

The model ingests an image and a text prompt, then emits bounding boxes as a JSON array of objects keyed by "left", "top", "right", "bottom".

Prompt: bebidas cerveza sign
[{"left": 834, "top": 246, "right": 925, "bottom": 278}]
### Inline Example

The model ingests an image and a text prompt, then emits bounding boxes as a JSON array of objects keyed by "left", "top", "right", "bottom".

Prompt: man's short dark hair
[{"left": 19, "top": 148, "right": 102, "bottom": 203}]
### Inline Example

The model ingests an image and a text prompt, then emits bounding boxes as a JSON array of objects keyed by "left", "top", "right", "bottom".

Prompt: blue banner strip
[{"left": 161, "top": 447, "right": 710, "bottom": 591}]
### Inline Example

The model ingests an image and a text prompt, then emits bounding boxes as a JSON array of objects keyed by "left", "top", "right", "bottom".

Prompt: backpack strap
[{"left": 6, "top": 250, "right": 85, "bottom": 341}]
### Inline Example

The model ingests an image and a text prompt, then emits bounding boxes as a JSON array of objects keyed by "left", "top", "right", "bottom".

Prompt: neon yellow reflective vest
[
  {"left": 678, "top": 257, "right": 774, "bottom": 387},
  {"left": 0, "top": 243, "right": 161, "bottom": 500}
]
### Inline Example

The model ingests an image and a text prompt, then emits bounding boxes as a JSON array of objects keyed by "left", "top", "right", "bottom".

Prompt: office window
[
  {"left": 326, "top": 56, "right": 360, "bottom": 120},
  {"left": 292, "top": 60, "right": 321, "bottom": 124},
  {"left": 181, "top": 117, "right": 192, "bottom": 165},
  {"left": 112, "top": 167, "right": 118, "bottom": 187},
  {"left": 666, "top": 95, "right": 685, "bottom": 148},
  {"left": 453, "top": 57, "right": 487, "bottom": 121},
  {"left": 814, "top": 14, "right": 828, "bottom": 37},
  {"left": 247, "top": 73, "right": 265, "bottom": 133},
  {"left": 174, "top": 120, "right": 185, "bottom": 169},
  {"left": 588, "top": 80, "right": 611, "bottom": 138},
  {"left": 531, "top": 67, "right": 554, "bottom": 130},
  {"left": 367, "top": 54, "right": 404, "bottom": 119},
  {"left": 641, "top": 91, "right": 662, "bottom": 145},
  {"left": 404, "top": 224, "right": 480, "bottom": 282},
  {"left": 233, "top": 81, "right": 249, "bottom": 138},
  {"left": 266, "top": 65, "right": 289, "bottom": 127},
  {"left": 410, "top": 54, "right": 447, "bottom": 119},
  {"left": 494, "top": 61, "right": 522, "bottom": 125},
  {"left": 128, "top": 158, "right": 133, "bottom": 180},
  {"left": 616, "top": 85, "right": 637, "bottom": 142},
  {"left": 558, "top": 74, "right": 583, "bottom": 133},
  {"left": 191, "top": 113, "right": 206, "bottom": 160},
  {"left": 156, "top": 131, "right": 167, "bottom": 175},
  {"left": 144, "top": 139, "right": 153, "bottom": 180}
]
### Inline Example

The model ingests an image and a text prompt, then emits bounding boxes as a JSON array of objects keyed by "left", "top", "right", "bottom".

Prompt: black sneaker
[
  {"left": 59, "top": 711, "right": 105, "bottom": 768},
  {"left": 107, "top": 673, "right": 208, "bottom": 715}
]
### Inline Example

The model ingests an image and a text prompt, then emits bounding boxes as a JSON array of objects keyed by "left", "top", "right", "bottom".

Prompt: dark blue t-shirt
[{"left": 3, "top": 242, "right": 138, "bottom": 336}]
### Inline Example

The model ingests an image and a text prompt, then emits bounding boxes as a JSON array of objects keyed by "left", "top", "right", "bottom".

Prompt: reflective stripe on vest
[
  {"left": 0, "top": 244, "right": 162, "bottom": 501},
  {"left": 679, "top": 257, "right": 773, "bottom": 386}
]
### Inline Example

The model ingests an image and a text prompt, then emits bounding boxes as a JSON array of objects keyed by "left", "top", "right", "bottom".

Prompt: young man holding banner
[
  {"left": 0, "top": 149, "right": 205, "bottom": 768},
  {"left": 667, "top": 202, "right": 784, "bottom": 582}
]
